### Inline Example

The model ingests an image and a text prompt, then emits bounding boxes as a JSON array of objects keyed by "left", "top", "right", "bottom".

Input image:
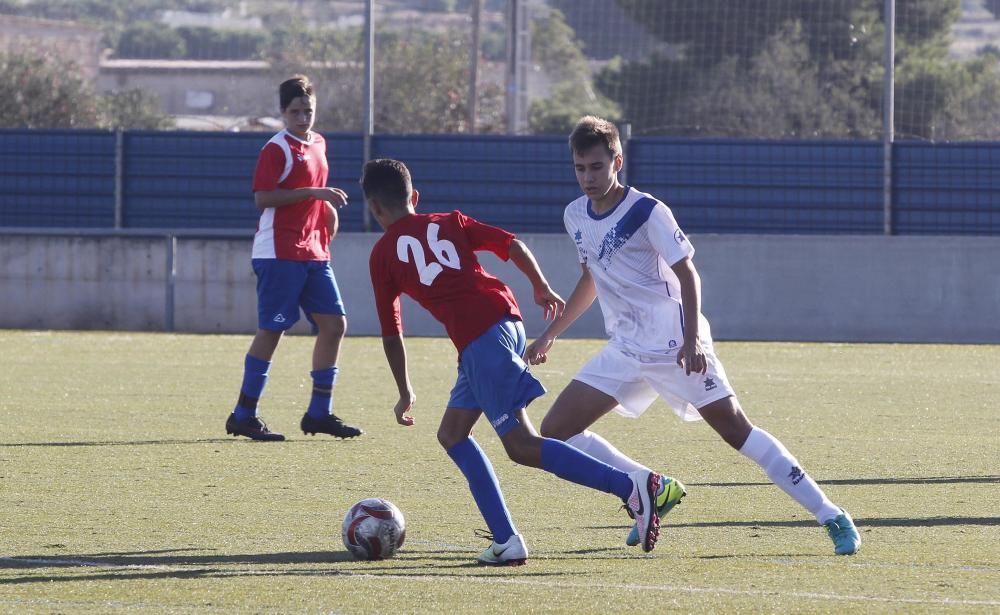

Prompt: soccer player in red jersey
[
  {"left": 225, "top": 75, "right": 362, "bottom": 441},
  {"left": 361, "top": 158, "right": 663, "bottom": 564}
]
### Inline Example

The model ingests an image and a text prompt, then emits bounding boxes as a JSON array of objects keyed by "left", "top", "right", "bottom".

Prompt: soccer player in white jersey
[
  {"left": 525, "top": 116, "right": 860, "bottom": 555},
  {"left": 225, "top": 75, "right": 362, "bottom": 441}
]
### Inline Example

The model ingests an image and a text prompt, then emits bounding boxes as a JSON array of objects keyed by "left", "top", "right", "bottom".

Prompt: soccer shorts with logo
[
  {"left": 448, "top": 316, "right": 545, "bottom": 437},
  {"left": 574, "top": 335, "right": 735, "bottom": 422},
  {"left": 252, "top": 258, "right": 346, "bottom": 331}
]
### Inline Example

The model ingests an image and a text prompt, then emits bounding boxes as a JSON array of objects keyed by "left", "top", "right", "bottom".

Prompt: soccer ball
[{"left": 341, "top": 498, "right": 406, "bottom": 560}]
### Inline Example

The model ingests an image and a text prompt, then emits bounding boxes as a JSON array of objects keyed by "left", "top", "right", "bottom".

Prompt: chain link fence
[{"left": 0, "top": 1, "right": 998, "bottom": 139}]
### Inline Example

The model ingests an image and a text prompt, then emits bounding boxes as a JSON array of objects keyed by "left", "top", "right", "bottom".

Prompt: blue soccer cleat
[
  {"left": 824, "top": 509, "right": 861, "bottom": 555},
  {"left": 626, "top": 475, "right": 686, "bottom": 547}
]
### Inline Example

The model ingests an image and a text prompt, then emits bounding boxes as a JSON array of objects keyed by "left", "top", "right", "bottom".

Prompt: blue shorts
[
  {"left": 252, "top": 259, "right": 346, "bottom": 331},
  {"left": 447, "top": 317, "right": 545, "bottom": 437}
]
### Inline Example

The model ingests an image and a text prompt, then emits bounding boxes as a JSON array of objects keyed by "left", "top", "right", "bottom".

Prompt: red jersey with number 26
[{"left": 369, "top": 211, "right": 522, "bottom": 353}]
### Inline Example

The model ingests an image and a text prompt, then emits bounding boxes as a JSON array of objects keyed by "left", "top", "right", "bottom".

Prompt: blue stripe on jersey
[{"left": 597, "top": 197, "right": 657, "bottom": 267}]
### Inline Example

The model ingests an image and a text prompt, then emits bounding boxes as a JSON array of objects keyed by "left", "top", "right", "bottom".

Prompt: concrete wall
[{"left": 1, "top": 232, "right": 998, "bottom": 344}]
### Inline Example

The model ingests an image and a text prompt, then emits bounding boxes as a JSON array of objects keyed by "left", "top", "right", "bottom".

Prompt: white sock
[
  {"left": 739, "top": 427, "right": 841, "bottom": 524},
  {"left": 566, "top": 430, "right": 649, "bottom": 474}
]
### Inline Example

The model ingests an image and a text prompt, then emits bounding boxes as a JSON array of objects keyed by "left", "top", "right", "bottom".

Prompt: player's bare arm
[
  {"left": 381, "top": 334, "right": 416, "bottom": 426},
  {"left": 526, "top": 264, "right": 598, "bottom": 365},
  {"left": 507, "top": 239, "right": 566, "bottom": 321},
  {"left": 670, "top": 256, "right": 708, "bottom": 376},
  {"left": 254, "top": 186, "right": 349, "bottom": 210}
]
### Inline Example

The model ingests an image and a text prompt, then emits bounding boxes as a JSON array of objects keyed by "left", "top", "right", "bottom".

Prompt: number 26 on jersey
[{"left": 396, "top": 223, "right": 461, "bottom": 286}]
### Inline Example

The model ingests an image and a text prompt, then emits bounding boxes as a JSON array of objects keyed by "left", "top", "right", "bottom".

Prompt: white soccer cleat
[
  {"left": 477, "top": 533, "right": 528, "bottom": 566},
  {"left": 627, "top": 470, "right": 661, "bottom": 552}
]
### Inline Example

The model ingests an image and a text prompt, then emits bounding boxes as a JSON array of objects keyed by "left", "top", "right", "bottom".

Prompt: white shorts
[{"left": 573, "top": 338, "right": 735, "bottom": 422}]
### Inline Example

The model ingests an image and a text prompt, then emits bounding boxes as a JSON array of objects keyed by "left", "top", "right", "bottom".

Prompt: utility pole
[
  {"left": 362, "top": 0, "right": 374, "bottom": 231},
  {"left": 467, "top": 0, "right": 482, "bottom": 133},
  {"left": 882, "top": 0, "right": 895, "bottom": 235},
  {"left": 505, "top": 0, "right": 530, "bottom": 134}
]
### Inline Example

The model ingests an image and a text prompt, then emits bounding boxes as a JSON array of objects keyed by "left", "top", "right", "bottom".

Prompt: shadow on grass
[
  {"left": 0, "top": 549, "right": 356, "bottom": 569},
  {"left": 586, "top": 516, "right": 1000, "bottom": 530},
  {"left": 692, "top": 475, "right": 1000, "bottom": 487},
  {"left": 0, "top": 439, "right": 364, "bottom": 448},
  {"left": 0, "top": 549, "right": 586, "bottom": 585}
]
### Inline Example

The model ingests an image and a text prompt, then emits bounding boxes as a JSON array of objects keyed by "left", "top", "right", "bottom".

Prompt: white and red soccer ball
[{"left": 341, "top": 498, "right": 406, "bottom": 560}]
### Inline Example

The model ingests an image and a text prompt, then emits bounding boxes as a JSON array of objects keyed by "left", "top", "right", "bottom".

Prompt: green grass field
[{"left": 1, "top": 330, "right": 998, "bottom": 613}]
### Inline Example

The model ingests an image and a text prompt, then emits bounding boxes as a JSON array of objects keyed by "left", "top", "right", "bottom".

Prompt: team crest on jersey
[{"left": 674, "top": 229, "right": 686, "bottom": 244}]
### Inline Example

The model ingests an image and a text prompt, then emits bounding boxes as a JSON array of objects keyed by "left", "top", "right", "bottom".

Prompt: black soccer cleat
[
  {"left": 225, "top": 414, "right": 286, "bottom": 441},
  {"left": 300, "top": 413, "right": 363, "bottom": 438}
]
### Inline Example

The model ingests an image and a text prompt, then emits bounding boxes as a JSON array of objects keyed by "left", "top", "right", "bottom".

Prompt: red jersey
[
  {"left": 369, "top": 211, "right": 523, "bottom": 353},
  {"left": 251, "top": 129, "right": 331, "bottom": 261}
]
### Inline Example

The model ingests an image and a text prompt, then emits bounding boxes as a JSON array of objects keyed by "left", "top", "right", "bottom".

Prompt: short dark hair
[
  {"left": 360, "top": 159, "right": 412, "bottom": 210},
  {"left": 279, "top": 75, "right": 314, "bottom": 111},
  {"left": 569, "top": 115, "right": 622, "bottom": 159}
]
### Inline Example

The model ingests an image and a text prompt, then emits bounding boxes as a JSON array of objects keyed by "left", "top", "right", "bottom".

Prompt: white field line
[{"left": 2, "top": 555, "right": 998, "bottom": 608}]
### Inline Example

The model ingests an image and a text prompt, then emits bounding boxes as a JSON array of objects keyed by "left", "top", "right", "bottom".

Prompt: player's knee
[
  {"left": 538, "top": 415, "right": 572, "bottom": 440},
  {"left": 500, "top": 433, "right": 540, "bottom": 467},
  {"left": 323, "top": 315, "right": 346, "bottom": 339},
  {"left": 436, "top": 425, "right": 464, "bottom": 451}
]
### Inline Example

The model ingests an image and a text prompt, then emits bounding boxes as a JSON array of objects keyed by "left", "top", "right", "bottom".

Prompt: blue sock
[
  {"left": 541, "top": 438, "right": 634, "bottom": 501},
  {"left": 233, "top": 354, "right": 270, "bottom": 420},
  {"left": 447, "top": 438, "right": 517, "bottom": 544},
  {"left": 306, "top": 366, "right": 338, "bottom": 417}
]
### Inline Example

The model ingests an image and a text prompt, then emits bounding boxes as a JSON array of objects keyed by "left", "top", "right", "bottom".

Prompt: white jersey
[{"left": 564, "top": 186, "right": 697, "bottom": 356}]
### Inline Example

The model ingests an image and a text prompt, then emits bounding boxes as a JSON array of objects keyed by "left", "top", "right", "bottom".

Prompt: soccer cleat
[
  {"left": 824, "top": 509, "right": 861, "bottom": 555},
  {"left": 625, "top": 475, "right": 686, "bottom": 547},
  {"left": 300, "top": 413, "right": 363, "bottom": 438},
  {"left": 626, "top": 470, "right": 661, "bottom": 553},
  {"left": 225, "top": 414, "right": 285, "bottom": 441},
  {"left": 477, "top": 533, "right": 528, "bottom": 566}
]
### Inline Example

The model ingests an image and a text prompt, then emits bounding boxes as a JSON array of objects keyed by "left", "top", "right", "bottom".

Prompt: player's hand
[
  {"left": 534, "top": 286, "right": 565, "bottom": 321},
  {"left": 313, "top": 187, "right": 349, "bottom": 208},
  {"left": 393, "top": 394, "right": 415, "bottom": 426},
  {"left": 676, "top": 338, "right": 708, "bottom": 376},
  {"left": 525, "top": 335, "right": 555, "bottom": 365}
]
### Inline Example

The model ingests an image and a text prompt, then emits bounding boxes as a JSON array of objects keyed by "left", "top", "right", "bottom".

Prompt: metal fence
[
  {"left": 1, "top": 1, "right": 999, "bottom": 234},
  {"left": 1, "top": 129, "right": 997, "bottom": 235}
]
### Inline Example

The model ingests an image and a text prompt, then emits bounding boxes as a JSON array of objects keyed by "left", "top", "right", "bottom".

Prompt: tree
[
  {"left": 0, "top": 50, "right": 103, "bottom": 128},
  {"left": 101, "top": 89, "right": 174, "bottom": 130},
  {"left": 175, "top": 27, "right": 269, "bottom": 60},
  {"left": 684, "top": 23, "right": 879, "bottom": 138},
  {"left": 0, "top": 49, "right": 171, "bottom": 130},
  {"left": 115, "top": 21, "right": 186, "bottom": 59},
  {"left": 591, "top": 0, "right": 996, "bottom": 139},
  {"left": 527, "top": 6, "right": 620, "bottom": 134},
  {"left": 265, "top": 25, "right": 504, "bottom": 134}
]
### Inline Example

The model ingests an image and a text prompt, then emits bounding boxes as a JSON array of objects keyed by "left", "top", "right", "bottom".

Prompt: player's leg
[
  {"left": 540, "top": 379, "right": 647, "bottom": 473},
  {"left": 226, "top": 258, "right": 301, "bottom": 441},
  {"left": 459, "top": 320, "right": 661, "bottom": 551},
  {"left": 440, "top": 371, "right": 525, "bottom": 565},
  {"left": 498, "top": 416, "right": 662, "bottom": 552},
  {"left": 698, "top": 395, "right": 860, "bottom": 555},
  {"left": 228, "top": 329, "right": 284, "bottom": 441},
  {"left": 540, "top": 350, "right": 688, "bottom": 546},
  {"left": 300, "top": 262, "right": 361, "bottom": 438}
]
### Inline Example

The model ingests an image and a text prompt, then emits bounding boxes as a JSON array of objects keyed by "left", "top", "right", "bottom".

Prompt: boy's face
[
  {"left": 282, "top": 95, "right": 316, "bottom": 138},
  {"left": 573, "top": 144, "right": 623, "bottom": 200}
]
